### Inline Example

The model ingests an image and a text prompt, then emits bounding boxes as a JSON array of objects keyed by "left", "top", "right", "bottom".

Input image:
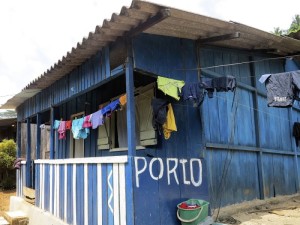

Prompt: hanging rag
[
  {"left": 58, "top": 121, "right": 66, "bottom": 140},
  {"left": 102, "top": 99, "right": 121, "bottom": 117},
  {"left": 71, "top": 118, "right": 89, "bottom": 139},
  {"left": 66, "top": 120, "right": 72, "bottom": 130},
  {"left": 293, "top": 122, "right": 300, "bottom": 147},
  {"left": 259, "top": 70, "right": 300, "bottom": 107},
  {"left": 53, "top": 120, "right": 60, "bottom": 129},
  {"left": 151, "top": 98, "right": 169, "bottom": 134},
  {"left": 83, "top": 115, "right": 93, "bottom": 128},
  {"left": 211, "top": 75, "right": 236, "bottom": 92},
  {"left": 162, "top": 103, "right": 177, "bottom": 139},
  {"left": 119, "top": 94, "right": 127, "bottom": 106},
  {"left": 91, "top": 109, "right": 104, "bottom": 129},
  {"left": 180, "top": 82, "right": 205, "bottom": 107},
  {"left": 157, "top": 76, "right": 185, "bottom": 100}
]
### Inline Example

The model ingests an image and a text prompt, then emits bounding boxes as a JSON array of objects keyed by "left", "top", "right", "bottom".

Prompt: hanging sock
[
  {"left": 157, "top": 76, "right": 185, "bottom": 100},
  {"left": 162, "top": 103, "right": 177, "bottom": 139}
]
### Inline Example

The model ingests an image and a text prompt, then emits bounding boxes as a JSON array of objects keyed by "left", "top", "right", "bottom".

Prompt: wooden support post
[
  {"left": 50, "top": 107, "right": 55, "bottom": 159},
  {"left": 36, "top": 113, "right": 41, "bottom": 160},
  {"left": 26, "top": 118, "right": 32, "bottom": 188},
  {"left": 17, "top": 121, "right": 21, "bottom": 158},
  {"left": 126, "top": 39, "right": 136, "bottom": 157}
]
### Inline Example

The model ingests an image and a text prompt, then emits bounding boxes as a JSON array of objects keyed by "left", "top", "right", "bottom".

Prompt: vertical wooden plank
[
  {"left": 119, "top": 163, "right": 126, "bottom": 225},
  {"left": 107, "top": 164, "right": 114, "bottom": 225},
  {"left": 126, "top": 40, "right": 136, "bottom": 157},
  {"left": 113, "top": 164, "right": 120, "bottom": 225},
  {"left": 34, "top": 164, "right": 39, "bottom": 207},
  {"left": 97, "top": 164, "right": 103, "bottom": 225},
  {"left": 289, "top": 106, "right": 300, "bottom": 192},
  {"left": 64, "top": 164, "right": 68, "bottom": 222},
  {"left": 84, "top": 164, "right": 88, "bottom": 225},
  {"left": 40, "top": 164, "right": 44, "bottom": 210},
  {"left": 26, "top": 118, "right": 32, "bottom": 187},
  {"left": 125, "top": 158, "right": 134, "bottom": 225},
  {"left": 105, "top": 46, "right": 110, "bottom": 77},
  {"left": 67, "top": 164, "right": 73, "bottom": 224},
  {"left": 49, "top": 164, "right": 53, "bottom": 214},
  {"left": 50, "top": 107, "right": 55, "bottom": 159},
  {"left": 36, "top": 113, "right": 41, "bottom": 159},
  {"left": 73, "top": 164, "right": 77, "bottom": 225}
]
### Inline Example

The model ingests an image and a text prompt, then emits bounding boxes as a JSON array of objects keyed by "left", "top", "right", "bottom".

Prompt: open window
[{"left": 97, "top": 83, "right": 157, "bottom": 151}]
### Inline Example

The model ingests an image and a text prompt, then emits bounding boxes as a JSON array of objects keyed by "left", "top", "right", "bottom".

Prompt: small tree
[
  {"left": 288, "top": 14, "right": 300, "bottom": 34},
  {"left": 0, "top": 139, "right": 16, "bottom": 190}
]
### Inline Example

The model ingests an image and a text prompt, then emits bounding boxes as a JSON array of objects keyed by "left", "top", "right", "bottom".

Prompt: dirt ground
[
  {"left": 1, "top": 190, "right": 300, "bottom": 224},
  {"left": 0, "top": 190, "right": 16, "bottom": 217},
  {"left": 213, "top": 193, "right": 300, "bottom": 225}
]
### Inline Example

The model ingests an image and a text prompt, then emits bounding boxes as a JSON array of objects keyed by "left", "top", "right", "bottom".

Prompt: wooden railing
[{"left": 16, "top": 156, "right": 129, "bottom": 225}]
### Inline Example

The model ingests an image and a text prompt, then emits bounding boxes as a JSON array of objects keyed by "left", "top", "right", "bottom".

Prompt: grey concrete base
[{"left": 9, "top": 196, "right": 68, "bottom": 225}]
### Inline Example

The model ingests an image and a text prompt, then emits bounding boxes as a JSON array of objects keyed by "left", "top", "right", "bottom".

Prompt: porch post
[
  {"left": 36, "top": 113, "right": 41, "bottom": 159},
  {"left": 17, "top": 121, "right": 22, "bottom": 158},
  {"left": 50, "top": 107, "right": 55, "bottom": 159},
  {"left": 26, "top": 118, "right": 32, "bottom": 187},
  {"left": 126, "top": 39, "right": 136, "bottom": 157}
]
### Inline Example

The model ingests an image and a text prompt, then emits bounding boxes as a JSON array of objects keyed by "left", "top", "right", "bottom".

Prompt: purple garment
[{"left": 91, "top": 109, "right": 104, "bottom": 129}]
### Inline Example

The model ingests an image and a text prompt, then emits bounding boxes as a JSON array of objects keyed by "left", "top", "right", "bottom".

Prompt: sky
[{"left": 0, "top": 0, "right": 299, "bottom": 107}]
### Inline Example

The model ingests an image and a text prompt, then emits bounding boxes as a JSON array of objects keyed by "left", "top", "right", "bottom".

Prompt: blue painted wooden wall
[{"left": 17, "top": 32, "right": 300, "bottom": 215}]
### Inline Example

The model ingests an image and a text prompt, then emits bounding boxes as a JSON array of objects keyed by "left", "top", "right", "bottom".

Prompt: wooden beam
[
  {"left": 126, "top": 9, "right": 170, "bottom": 37},
  {"left": 198, "top": 32, "right": 240, "bottom": 44}
]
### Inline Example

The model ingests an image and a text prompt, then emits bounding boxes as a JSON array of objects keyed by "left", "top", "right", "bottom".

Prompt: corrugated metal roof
[{"left": 2, "top": 0, "right": 300, "bottom": 110}]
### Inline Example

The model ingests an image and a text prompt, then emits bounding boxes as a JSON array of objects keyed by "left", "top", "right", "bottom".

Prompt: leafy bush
[
  {"left": 0, "top": 139, "right": 16, "bottom": 169},
  {"left": 0, "top": 139, "right": 16, "bottom": 190}
]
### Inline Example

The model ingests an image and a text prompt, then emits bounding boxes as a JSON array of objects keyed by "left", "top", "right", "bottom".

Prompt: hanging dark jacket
[{"left": 151, "top": 98, "right": 169, "bottom": 133}]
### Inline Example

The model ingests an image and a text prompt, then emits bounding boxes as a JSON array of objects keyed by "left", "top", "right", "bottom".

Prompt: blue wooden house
[{"left": 2, "top": 1, "right": 300, "bottom": 225}]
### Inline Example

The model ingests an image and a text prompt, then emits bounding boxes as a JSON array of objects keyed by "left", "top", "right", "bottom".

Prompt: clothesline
[{"left": 175, "top": 54, "right": 300, "bottom": 71}]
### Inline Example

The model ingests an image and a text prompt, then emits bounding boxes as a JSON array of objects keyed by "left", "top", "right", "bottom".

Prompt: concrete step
[
  {"left": 0, "top": 217, "right": 9, "bottom": 225},
  {"left": 3, "top": 211, "right": 29, "bottom": 225}
]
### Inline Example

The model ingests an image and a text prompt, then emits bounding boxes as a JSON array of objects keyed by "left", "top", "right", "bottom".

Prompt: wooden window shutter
[
  {"left": 136, "top": 88, "right": 157, "bottom": 146},
  {"left": 97, "top": 117, "right": 111, "bottom": 150}
]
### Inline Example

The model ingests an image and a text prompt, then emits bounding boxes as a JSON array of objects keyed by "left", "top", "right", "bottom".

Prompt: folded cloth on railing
[{"left": 13, "top": 158, "right": 23, "bottom": 169}]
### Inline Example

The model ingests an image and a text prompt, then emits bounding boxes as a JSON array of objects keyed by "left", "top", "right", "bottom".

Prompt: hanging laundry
[
  {"left": 162, "top": 103, "right": 177, "bottom": 139},
  {"left": 211, "top": 75, "right": 236, "bottom": 92},
  {"left": 180, "top": 82, "right": 205, "bottom": 107},
  {"left": 71, "top": 118, "right": 89, "bottom": 139},
  {"left": 157, "top": 76, "right": 185, "bottom": 100},
  {"left": 102, "top": 99, "right": 121, "bottom": 117},
  {"left": 53, "top": 120, "right": 60, "bottom": 129},
  {"left": 58, "top": 121, "right": 66, "bottom": 140},
  {"left": 83, "top": 114, "right": 93, "bottom": 128},
  {"left": 293, "top": 122, "right": 300, "bottom": 147},
  {"left": 119, "top": 94, "right": 127, "bottom": 106},
  {"left": 151, "top": 98, "right": 169, "bottom": 134},
  {"left": 91, "top": 109, "right": 104, "bottom": 129},
  {"left": 259, "top": 70, "right": 300, "bottom": 107},
  {"left": 65, "top": 120, "right": 72, "bottom": 130}
]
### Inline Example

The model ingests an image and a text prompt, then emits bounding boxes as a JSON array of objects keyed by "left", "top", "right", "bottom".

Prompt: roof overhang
[{"left": 2, "top": 0, "right": 300, "bottom": 110}]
